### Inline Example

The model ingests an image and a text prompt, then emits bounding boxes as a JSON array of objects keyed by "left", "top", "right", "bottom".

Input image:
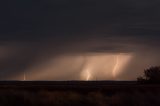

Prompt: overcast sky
[{"left": 0, "top": 0, "right": 160, "bottom": 80}]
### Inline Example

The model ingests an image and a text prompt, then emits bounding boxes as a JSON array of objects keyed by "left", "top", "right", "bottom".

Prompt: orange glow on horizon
[{"left": 13, "top": 53, "right": 133, "bottom": 81}]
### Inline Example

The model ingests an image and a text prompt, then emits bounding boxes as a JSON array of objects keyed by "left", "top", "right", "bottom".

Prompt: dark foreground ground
[{"left": 0, "top": 81, "right": 160, "bottom": 106}]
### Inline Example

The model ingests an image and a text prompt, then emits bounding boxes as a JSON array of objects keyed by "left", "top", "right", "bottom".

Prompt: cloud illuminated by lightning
[
  {"left": 81, "top": 53, "right": 133, "bottom": 80},
  {"left": 14, "top": 53, "right": 133, "bottom": 81}
]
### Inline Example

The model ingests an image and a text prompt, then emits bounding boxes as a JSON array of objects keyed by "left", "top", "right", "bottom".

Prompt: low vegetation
[{"left": 0, "top": 88, "right": 159, "bottom": 106}]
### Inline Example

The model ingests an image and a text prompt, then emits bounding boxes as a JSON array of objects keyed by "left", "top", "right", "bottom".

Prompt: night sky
[{"left": 0, "top": 0, "right": 160, "bottom": 80}]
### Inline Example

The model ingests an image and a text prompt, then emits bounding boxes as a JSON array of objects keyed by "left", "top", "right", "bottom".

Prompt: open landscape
[{"left": 1, "top": 0, "right": 160, "bottom": 105}]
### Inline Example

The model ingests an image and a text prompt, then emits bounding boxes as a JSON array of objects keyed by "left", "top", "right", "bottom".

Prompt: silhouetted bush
[{"left": 137, "top": 66, "right": 160, "bottom": 84}]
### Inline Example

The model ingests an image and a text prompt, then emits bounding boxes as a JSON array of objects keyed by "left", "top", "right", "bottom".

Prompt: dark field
[{"left": 0, "top": 81, "right": 160, "bottom": 106}]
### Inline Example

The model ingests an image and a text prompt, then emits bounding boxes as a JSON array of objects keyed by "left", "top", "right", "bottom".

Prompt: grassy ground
[{"left": 0, "top": 81, "right": 159, "bottom": 106}]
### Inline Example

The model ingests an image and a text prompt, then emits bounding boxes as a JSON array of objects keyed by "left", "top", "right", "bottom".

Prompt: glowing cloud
[
  {"left": 14, "top": 53, "right": 133, "bottom": 81},
  {"left": 80, "top": 53, "right": 133, "bottom": 80}
]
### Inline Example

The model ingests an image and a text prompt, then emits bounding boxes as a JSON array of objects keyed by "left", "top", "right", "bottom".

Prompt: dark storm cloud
[
  {"left": 0, "top": 0, "right": 160, "bottom": 80},
  {"left": 1, "top": 0, "right": 160, "bottom": 39}
]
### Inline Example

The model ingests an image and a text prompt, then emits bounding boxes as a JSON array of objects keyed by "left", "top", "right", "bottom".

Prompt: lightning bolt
[
  {"left": 24, "top": 72, "right": 26, "bottom": 81},
  {"left": 80, "top": 55, "right": 92, "bottom": 81},
  {"left": 86, "top": 69, "right": 91, "bottom": 81},
  {"left": 112, "top": 55, "right": 119, "bottom": 78}
]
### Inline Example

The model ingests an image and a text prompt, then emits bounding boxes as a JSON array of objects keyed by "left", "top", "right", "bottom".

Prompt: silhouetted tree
[{"left": 137, "top": 66, "right": 160, "bottom": 84}]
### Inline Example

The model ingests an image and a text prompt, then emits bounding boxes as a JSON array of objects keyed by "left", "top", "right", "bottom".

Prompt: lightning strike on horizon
[
  {"left": 112, "top": 55, "right": 119, "bottom": 78},
  {"left": 24, "top": 72, "right": 26, "bottom": 81},
  {"left": 86, "top": 69, "right": 91, "bottom": 80},
  {"left": 80, "top": 55, "right": 92, "bottom": 81},
  {"left": 81, "top": 68, "right": 92, "bottom": 81}
]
